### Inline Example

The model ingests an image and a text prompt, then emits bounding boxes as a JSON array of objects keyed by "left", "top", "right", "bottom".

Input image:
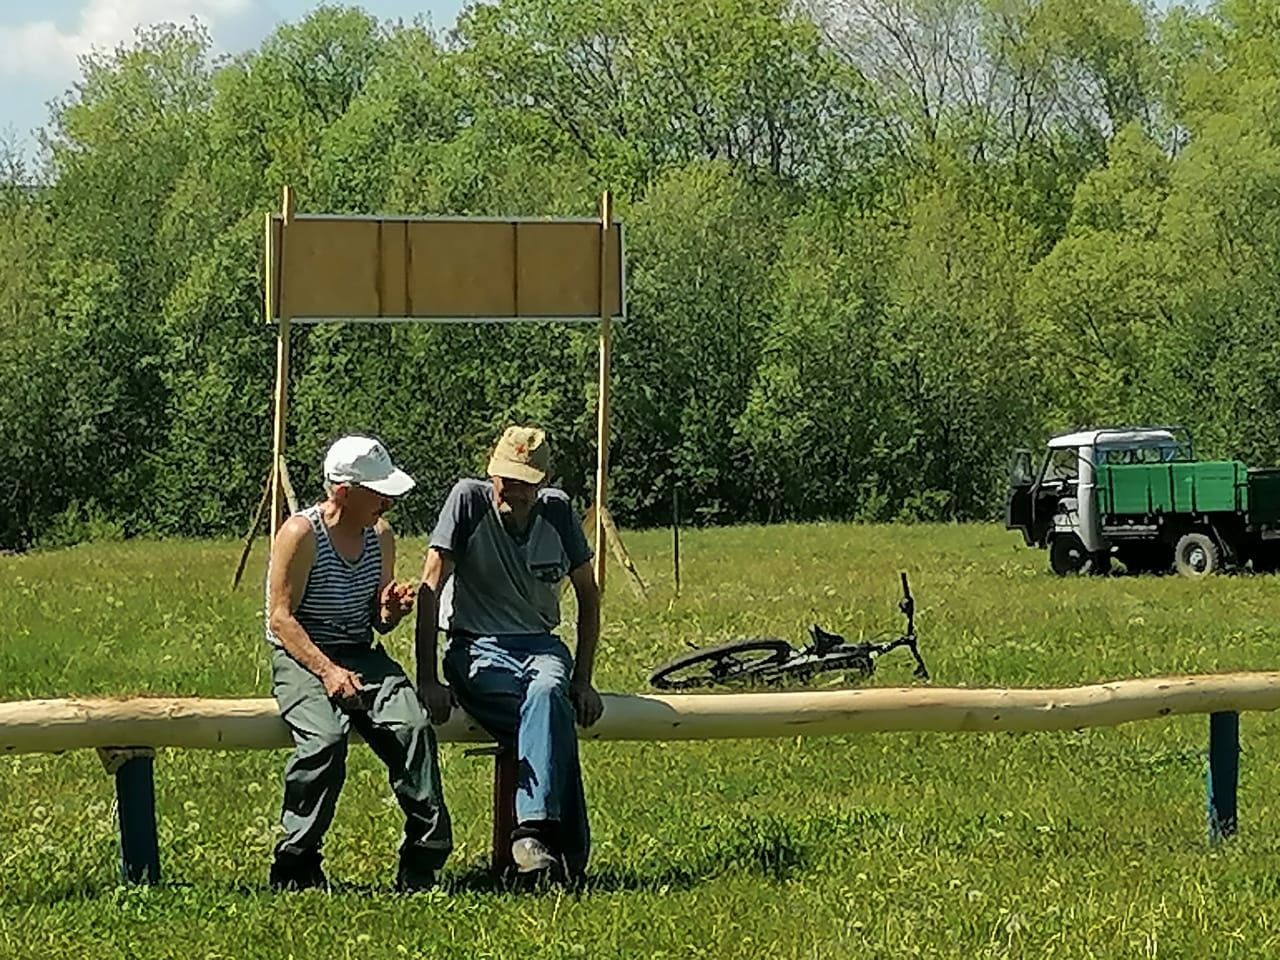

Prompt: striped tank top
[{"left": 265, "top": 504, "right": 382, "bottom": 649}]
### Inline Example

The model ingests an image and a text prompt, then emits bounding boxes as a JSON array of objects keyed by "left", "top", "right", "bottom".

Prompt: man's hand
[
  {"left": 380, "top": 580, "right": 416, "bottom": 625},
  {"left": 321, "top": 664, "right": 363, "bottom": 706},
  {"left": 418, "top": 679, "right": 455, "bottom": 725},
  {"left": 569, "top": 680, "right": 604, "bottom": 728}
]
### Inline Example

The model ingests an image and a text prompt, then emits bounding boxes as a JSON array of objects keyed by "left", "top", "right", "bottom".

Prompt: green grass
[{"left": 3, "top": 522, "right": 1280, "bottom": 958}]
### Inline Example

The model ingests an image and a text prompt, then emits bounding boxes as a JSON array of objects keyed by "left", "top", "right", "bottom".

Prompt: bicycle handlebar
[{"left": 899, "top": 571, "right": 915, "bottom": 637}]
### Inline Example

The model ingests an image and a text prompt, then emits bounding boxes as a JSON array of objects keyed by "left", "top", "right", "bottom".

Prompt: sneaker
[
  {"left": 269, "top": 848, "right": 327, "bottom": 891},
  {"left": 394, "top": 859, "right": 437, "bottom": 893},
  {"left": 511, "top": 837, "right": 566, "bottom": 883}
]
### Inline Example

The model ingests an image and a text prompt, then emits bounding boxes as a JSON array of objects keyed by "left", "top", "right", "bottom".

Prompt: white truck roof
[{"left": 1047, "top": 428, "right": 1178, "bottom": 449}]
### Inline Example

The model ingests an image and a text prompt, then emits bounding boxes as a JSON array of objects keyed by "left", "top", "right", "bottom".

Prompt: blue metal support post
[
  {"left": 100, "top": 748, "right": 160, "bottom": 883},
  {"left": 1207, "top": 711, "right": 1239, "bottom": 842}
]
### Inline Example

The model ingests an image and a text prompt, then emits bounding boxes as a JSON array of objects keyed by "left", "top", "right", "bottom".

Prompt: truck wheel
[
  {"left": 1174, "top": 532, "right": 1220, "bottom": 577},
  {"left": 1049, "top": 534, "right": 1089, "bottom": 575}
]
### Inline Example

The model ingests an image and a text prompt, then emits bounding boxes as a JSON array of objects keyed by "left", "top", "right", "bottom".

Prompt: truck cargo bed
[{"left": 1097, "top": 461, "right": 1247, "bottom": 516}]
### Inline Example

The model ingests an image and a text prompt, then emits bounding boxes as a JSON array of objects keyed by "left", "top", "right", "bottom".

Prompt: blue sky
[
  {"left": 0, "top": 1, "right": 465, "bottom": 160},
  {"left": 1, "top": 0, "right": 1201, "bottom": 164}
]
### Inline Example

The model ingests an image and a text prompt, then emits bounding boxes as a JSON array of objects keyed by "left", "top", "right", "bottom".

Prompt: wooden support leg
[
  {"left": 600, "top": 504, "right": 647, "bottom": 598},
  {"left": 582, "top": 505, "right": 648, "bottom": 599},
  {"left": 493, "top": 748, "right": 517, "bottom": 874},
  {"left": 1208, "top": 711, "right": 1240, "bottom": 842},
  {"left": 231, "top": 465, "right": 273, "bottom": 590},
  {"left": 99, "top": 748, "right": 160, "bottom": 884}
]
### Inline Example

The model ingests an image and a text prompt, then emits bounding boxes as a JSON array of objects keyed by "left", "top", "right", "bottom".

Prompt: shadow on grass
[
  {"left": 4, "top": 817, "right": 817, "bottom": 905},
  {"left": 444, "top": 816, "right": 813, "bottom": 895},
  {"left": 0, "top": 876, "right": 399, "bottom": 907}
]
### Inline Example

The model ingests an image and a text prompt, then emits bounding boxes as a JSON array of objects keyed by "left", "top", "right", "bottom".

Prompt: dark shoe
[
  {"left": 395, "top": 858, "right": 437, "bottom": 893},
  {"left": 269, "top": 848, "right": 327, "bottom": 891}
]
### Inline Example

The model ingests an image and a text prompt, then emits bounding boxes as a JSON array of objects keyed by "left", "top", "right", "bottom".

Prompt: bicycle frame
[
  {"left": 646, "top": 572, "right": 930, "bottom": 690},
  {"left": 731, "top": 575, "right": 928, "bottom": 682},
  {"left": 789, "top": 573, "right": 928, "bottom": 680}
]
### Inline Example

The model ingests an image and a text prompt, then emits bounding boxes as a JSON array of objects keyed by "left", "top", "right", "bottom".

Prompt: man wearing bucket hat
[
  {"left": 415, "top": 425, "right": 601, "bottom": 884},
  {"left": 265, "top": 435, "right": 452, "bottom": 892}
]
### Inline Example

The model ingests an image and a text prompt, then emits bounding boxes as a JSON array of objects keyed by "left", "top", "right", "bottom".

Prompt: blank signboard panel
[{"left": 270, "top": 215, "right": 623, "bottom": 322}]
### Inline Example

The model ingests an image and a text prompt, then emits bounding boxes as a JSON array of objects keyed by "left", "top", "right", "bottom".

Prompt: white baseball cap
[{"left": 323, "top": 435, "right": 415, "bottom": 497}]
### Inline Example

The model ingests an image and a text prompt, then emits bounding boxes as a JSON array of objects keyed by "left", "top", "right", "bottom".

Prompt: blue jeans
[{"left": 443, "top": 633, "right": 590, "bottom": 873}]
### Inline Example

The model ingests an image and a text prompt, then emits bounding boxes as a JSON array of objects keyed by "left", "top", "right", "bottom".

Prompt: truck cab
[{"left": 1007, "top": 427, "right": 1188, "bottom": 574}]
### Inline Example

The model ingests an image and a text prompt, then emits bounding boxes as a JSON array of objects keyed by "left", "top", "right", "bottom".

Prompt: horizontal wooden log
[{"left": 3, "top": 674, "right": 1280, "bottom": 756}]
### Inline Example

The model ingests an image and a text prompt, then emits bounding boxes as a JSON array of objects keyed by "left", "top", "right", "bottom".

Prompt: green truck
[{"left": 1006, "top": 426, "right": 1280, "bottom": 577}]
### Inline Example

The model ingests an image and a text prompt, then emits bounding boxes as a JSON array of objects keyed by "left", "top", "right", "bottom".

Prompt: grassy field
[{"left": 3, "top": 522, "right": 1280, "bottom": 958}]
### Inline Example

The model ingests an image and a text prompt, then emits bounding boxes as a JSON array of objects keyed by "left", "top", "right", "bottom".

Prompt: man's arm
[
  {"left": 268, "top": 515, "right": 362, "bottom": 703},
  {"left": 567, "top": 562, "right": 603, "bottom": 727},
  {"left": 415, "top": 546, "right": 456, "bottom": 723},
  {"left": 371, "top": 519, "right": 414, "bottom": 634}
]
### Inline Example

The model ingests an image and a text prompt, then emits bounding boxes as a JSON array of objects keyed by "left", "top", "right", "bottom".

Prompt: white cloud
[{"left": 0, "top": 0, "right": 250, "bottom": 77}]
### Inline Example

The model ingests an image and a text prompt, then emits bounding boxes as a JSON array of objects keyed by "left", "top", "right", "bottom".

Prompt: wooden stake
[
  {"left": 580, "top": 505, "right": 645, "bottom": 598},
  {"left": 593, "top": 190, "right": 613, "bottom": 593},
  {"left": 269, "top": 186, "right": 295, "bottom": 543},
  {"left": 599, "top": 504, "right": 647, "bottom": 598},
  {"left": 672, "top": 484, "right": 681, "bottom": 597},
  {"left": 231, "top": 466, "right": 273, "bottom": 589},
  {"left": 278, "top": 455, "right": 299, "bottom": 515}
]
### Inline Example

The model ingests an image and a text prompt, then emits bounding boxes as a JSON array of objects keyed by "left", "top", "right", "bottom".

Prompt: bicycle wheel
[{"left": 648, "top": 637, "right": 793, "bottom": 690}]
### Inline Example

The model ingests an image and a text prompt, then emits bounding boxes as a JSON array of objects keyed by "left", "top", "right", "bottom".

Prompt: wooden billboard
[
  {"left": 265, "top": 214, "right": 624, "bottom": 323},
  {"left": 256, "top": 190, "right": 638, "bottom": 597}
]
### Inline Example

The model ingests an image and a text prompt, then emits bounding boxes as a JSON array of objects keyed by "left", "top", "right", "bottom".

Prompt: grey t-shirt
[{"left": 430, "top": 478, "right": 593, "bottom": 636}]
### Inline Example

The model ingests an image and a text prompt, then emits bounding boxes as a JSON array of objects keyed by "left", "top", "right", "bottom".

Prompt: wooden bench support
[
  {"left": 492, "top": 748, "right": 517, "bottom": 872},
  {"left": 98, "top": 747, "right": 160, "bottom": 884},
  {"left": 468, "top": 745, "right": 518, "bottom": 873},
  {"left": 1208, "top": 711, "right": 1240, "bottom": 841}
]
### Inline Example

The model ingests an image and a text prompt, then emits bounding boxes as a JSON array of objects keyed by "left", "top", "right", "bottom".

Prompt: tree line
[{"left": 2, "top": 0, "right": 1277, "bottom": 548}]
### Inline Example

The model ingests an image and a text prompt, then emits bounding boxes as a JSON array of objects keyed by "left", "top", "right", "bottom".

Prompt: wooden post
[
  {"left": 231, "top": 466, "right": 273, "bottom": 589},
  {"left": 465, "top": 744, "right": 517, "bottom": 875},
  {"left": 581, "top": 506, "right": 646, "bottom": 598},
  {"left": 1208, "top": 710, "right": 1240, "bottom": 841},
  {"left": 493, "top": 749, "right": 517, "bottom": 874},
  {"left": 269, "top": 186, "right": 295, "bottom": 542},
  {"left": 277, "top": 456, "right": 299, "bottom": 515},
  {"left": 99, "top": 748, "right": 159, "bottom": 884},
  {"left": 593, "top": 190, "right": 613, "bottom": 594},
  {"left": 599, "top": 505, "right": 647, "bottom": 598},
  {"left": 672, "top": 484, "right": 681, "bottom": 597}
]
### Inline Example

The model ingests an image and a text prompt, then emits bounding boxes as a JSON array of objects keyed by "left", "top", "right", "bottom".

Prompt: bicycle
[{"left": 648, "top": 572, "right": 930, "bottom": 690}]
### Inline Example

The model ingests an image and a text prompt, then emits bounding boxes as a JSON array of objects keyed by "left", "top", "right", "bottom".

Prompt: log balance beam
[{"left": 4, "top": 673, "right": 1272, "bottom": 884}]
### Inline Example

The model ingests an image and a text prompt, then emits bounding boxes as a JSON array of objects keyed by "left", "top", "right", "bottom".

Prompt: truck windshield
[
  {"left": 1045, "top": 448, "right": 1080, "bottom": 481},
  {"left": 1100, "top": 446, "right": 1179, "bottom": 465}
]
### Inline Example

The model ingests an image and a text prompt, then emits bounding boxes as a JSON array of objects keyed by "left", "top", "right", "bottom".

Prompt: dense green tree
[{"left": 7, "top": 0, "right": 1280, "bottom": 548}]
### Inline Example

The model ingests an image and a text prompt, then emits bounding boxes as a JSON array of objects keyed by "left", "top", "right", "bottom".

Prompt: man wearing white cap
[
  {"left": 415, "top": 425, "right": 601, "bottom": 885},
  {"left": 265, "top": 435, "right": 452, "bottom": 892}
]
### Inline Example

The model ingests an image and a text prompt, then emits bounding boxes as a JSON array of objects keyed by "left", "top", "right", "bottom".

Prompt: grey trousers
[{"left": 270, "top": 644, "right": 453, "bottom": 868}]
